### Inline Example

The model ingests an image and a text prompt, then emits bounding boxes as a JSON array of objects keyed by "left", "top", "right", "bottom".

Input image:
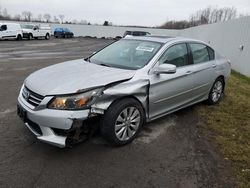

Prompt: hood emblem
[{"left": 23, "top": 88, "right": 30, "bottom": 101}]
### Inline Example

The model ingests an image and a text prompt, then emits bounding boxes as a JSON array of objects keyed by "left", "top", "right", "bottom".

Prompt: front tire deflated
[{"left": 100, "top": 98, "right": 145, "bottom": 146}]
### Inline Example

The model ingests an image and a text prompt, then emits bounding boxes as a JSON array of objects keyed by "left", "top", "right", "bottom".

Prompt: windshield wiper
[
  {"left": 84, "top": 57, "right": 91, "bottom": 62},
  {"left": 99, "top": 63, "right": 110, "bottom": 67}
]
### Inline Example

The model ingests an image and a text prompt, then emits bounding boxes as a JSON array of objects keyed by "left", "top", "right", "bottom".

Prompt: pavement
[{"left": 0, "top": 38, "right": 234, "bottom": 188}]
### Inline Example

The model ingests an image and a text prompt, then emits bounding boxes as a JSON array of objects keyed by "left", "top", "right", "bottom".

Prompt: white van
[
  {"left": 21, "top": 24, "right": 51, "bottom": 40},
  {"left": 0, "top": 23, "right": 23, "bottom": 40}
]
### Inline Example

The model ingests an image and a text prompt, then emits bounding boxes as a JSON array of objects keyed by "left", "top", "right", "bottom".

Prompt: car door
[
  {"left": 148, "top": 43, "right": 195, "bottom": 119},
  {"left": 187, "top": 43, "right": 217, "bottom": 100},
  {"left": 33, "top": 26, "right": 39, "bottom": 37}
]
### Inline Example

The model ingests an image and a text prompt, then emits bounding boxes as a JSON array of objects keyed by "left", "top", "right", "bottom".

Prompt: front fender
[{"left": 91, "top": 79, "right": 150, "bottom": 119}]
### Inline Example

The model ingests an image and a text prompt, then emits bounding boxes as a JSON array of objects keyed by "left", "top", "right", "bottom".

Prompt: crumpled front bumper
[{"left": 17, "top": 93, "right": 90, "bottom": 148}]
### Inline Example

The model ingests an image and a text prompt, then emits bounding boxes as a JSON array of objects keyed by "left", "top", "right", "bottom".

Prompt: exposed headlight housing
[{"left": 48, "top": 88, "right": 103, "bottom": 110}]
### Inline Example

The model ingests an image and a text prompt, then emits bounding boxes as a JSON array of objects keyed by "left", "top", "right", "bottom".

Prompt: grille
[{"left": 22, "top": 86, "right": 44, "bottom": 107}]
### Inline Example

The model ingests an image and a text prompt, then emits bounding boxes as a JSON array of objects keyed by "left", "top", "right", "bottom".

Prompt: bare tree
[
  {"left": 53, "top": 16, "right": 59, "bottom": 23},
  {"left": 72, "top": 19, "right": 78, "bottom": 24},
  {"left": 13, "top": 14, "right": 21, "bottom": 21},
  {"left": 80, "top": 20, "right": 88, "bottom": 25},
  {"left": 59, "top": 14, "right": 64, "bottom": 23},
  {"left": 3, "top": 8, "right": 10, "bottom": 19},
  {"left": 189, "top": 6, "right": 237, "bottom": 25},
  {"left": 37, "top": 14, "right": 43, "bottom": 22},
  {"left": 43, "top": 13, "right": 51, "bottom": 22},
  {"left": 22, "top": 11, "right": 32, "bottom": 21}
]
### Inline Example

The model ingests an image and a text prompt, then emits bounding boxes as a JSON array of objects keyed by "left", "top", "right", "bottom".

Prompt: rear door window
[{"left": 189, "top": 43, "right": 209, "bottom": 64}]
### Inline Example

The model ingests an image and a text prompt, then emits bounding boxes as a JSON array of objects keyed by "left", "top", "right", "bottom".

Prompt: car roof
[
  {"left": 124, "top": 35, "right": 208, "bottom": 45},
  {"left": 0, "top": 22, "right": 20, "bottom": 26}
]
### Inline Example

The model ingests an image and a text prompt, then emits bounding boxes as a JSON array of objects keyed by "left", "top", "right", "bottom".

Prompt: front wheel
[
  {"left": 100, "top": 98, "right": 145, "bottom": 146},
  {"left": 28, "top": 33, "right": 33, "bottom": 40},
  {"left": 207, "top": 77, "right": 224, "bottom": 105},
  {"left": 16, "top": 34, "right": 22, "bottom": 41},
  {"left": 45, "top": 33, "right": 50, "bottom": 40}
]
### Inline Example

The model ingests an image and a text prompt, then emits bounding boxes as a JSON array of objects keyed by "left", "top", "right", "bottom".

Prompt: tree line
[
  {"left": 0, "top": 5, "right": 248, "bottom": 28},
  {"left": 0, "top": 6, "right": 90, "bottom": 25},
  {"left": 160, "top": 6, "right": 248, "bottom": 29}
]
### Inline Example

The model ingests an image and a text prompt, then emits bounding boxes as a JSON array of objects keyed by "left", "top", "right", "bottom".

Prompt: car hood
[
  {"left": 22, "top": 28, "right": 32, "bottom": 33},
  {"left": 25, "top": 59, "right": 136, "bottom": 96}
]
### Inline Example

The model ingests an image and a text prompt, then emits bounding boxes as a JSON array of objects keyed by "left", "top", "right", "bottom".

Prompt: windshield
[
  {"left": 22, "top": 25, "right": 34, "bottom": 29},
  {"left": 89, "top": 39, "right": 162, "bottom": 70}
]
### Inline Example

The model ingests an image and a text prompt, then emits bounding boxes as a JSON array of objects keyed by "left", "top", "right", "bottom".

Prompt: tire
[
  {"left": 100, "top": 98, "right": 145, "bottom": 146},
  {"left": 45, "top": 33, "right": 50, "bottom": 40},
  {"left": 28, "top": 33, "right": 33, "bottom": 40},
  {"left": 16, "top": 34, "right": 22, "bottom": 41},
  {"left": 207, "top": 77, "right": 225, "bottom": 105}
]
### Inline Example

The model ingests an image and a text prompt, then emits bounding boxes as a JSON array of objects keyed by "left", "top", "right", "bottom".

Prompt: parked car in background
[
  {"left": 21, "top": 24, "right": 51, "bottom": 40},
  {"left": 54, "top": 28, "right": 74, "bottom": 38},
  {"left": 123, "top": 30, "right": 151, "bottom": 37},
  {"left": 0, "top": 22, "right": 22, "bottom": 40},
  {"left": 17, "top": 36, "right": 231, "bottom": 148}
]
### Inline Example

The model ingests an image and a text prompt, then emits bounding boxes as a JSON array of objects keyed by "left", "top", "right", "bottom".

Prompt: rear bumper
[
  {"left": 17, "top": 93, "right": 90, "bottom": 148},
  {"left": 22, "top": 33, "right": 29, "bottom": 38}
]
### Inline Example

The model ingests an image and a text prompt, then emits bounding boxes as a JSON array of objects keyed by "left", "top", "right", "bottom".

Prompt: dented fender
[{"left": 91, "top": 79, "right": 150, "bottom": 118}]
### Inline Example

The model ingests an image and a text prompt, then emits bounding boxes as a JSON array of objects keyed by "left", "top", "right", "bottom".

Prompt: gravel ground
[{"left": 0, "top": 38, "right": 234, "bottom": 188}]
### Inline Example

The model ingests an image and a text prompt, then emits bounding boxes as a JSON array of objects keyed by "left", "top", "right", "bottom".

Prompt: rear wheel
[
  {"left": 207, "top": 77, "right": 224, "bottom": 104},
  {"left": 16, "top": 34, "right": 22, "bottom": 41},
  {"left": 100, "top": 98, "right": 145, "bottom": 146},
  {"left": 45, "top": 33, "right": 50, "bottom": 40}
]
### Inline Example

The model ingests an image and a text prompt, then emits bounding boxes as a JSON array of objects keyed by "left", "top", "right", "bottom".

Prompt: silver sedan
[{"left": 17, "top": 36, "right": 231, "bottom": 147}]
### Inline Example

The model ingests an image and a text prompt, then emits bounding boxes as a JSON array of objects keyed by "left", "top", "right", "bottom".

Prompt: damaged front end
[
  {"left": 63, "top": 79, "right": 150, "bottom": 147},
  {"left": 18, "top": 78, "right": 150, "bottom": 148}
]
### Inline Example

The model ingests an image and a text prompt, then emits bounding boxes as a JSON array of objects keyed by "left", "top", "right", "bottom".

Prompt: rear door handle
[
  {"left": 185, "top": 70, "right": 193, "bottom": 75},
  {"left": 212, "top": 64, "right": 217, "bottom": 68}
]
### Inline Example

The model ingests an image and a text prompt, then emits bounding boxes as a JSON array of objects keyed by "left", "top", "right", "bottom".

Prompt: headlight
[{"left": 48, "top": 88, "right": 103, "bottom": 110}]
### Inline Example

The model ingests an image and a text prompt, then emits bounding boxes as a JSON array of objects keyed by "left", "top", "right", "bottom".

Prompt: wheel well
[
  {"left": 217, "top": 75, "right": 225, "bottom": 84},
  {"left": 110, "top": 96, "right": 147, "bottom": 117}
]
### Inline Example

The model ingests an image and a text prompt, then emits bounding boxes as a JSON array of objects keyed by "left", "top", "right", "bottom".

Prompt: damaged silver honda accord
[{"left": 17, "top": 36, "right": 231, "bottom": 147}]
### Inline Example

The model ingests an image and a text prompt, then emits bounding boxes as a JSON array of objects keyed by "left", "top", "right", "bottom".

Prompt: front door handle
[{"left": 212, "top": 64, "right": 217, "bottom": 68}]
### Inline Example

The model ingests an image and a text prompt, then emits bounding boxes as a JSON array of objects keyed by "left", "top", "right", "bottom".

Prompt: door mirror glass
[{"left": 153, "top": 64, "right": 176, "bottom": 74}]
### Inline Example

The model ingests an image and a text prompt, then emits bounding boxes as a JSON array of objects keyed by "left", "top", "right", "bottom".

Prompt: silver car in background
[{"left": 17, "top": 36, "right": 231, "bottom": 147}]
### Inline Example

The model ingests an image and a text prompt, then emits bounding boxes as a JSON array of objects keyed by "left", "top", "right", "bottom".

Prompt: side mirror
[{"left": 153, "top": 64, "right": 176, "bottom": 74}]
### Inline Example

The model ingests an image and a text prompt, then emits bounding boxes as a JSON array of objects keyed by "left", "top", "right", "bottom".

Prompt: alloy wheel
[{"left": 115, "top": 107, "right": 141, "bottom": 141}]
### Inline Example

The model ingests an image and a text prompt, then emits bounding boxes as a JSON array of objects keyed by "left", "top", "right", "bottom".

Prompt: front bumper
[{"left": 17, "top": 92, "right": 91, "bottom": 148}]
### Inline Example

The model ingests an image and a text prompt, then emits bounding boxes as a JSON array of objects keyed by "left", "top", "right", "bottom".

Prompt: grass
[{"left": 196, "top": 71, "right": 250, "bottom": 188}]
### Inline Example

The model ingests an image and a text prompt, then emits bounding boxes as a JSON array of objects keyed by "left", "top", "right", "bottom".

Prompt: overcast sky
[{"left": 1, "top": 0, "right": 250, "bottom": 26}]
